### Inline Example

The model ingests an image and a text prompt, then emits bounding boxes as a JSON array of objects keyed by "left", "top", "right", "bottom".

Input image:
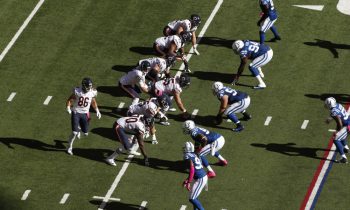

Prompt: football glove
[
  {"left": 183, "top": 179, "right": 191, "bottom": 191},
  {"left": 66, "top": 106, "right": 72, "bottom": 114},
  {"left": 181, "top": 111, "right": 191, "bottom": 120},
  {"left": 193, "top": 47, "right": 200, "bottom": 55},
  {"left": 96, "top": 111, "right": 102, "bottom": 119}
]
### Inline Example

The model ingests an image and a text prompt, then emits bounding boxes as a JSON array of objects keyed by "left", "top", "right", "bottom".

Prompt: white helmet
[
  {"left": 146, "top": 101, "right": 158, "bottom": 116},
  {"left": 183, "top": 120, "right": 195, "bottom": 134},
  {"left": 183, "top": 141, "right": 194, "bottom": 153},
  {"left": 212, "top": 81, "right": 224, "bottom": 95},
  {"left": 325, "top": 97, "right": 336, "bottom": 109},
  {"left": 232, "top": 40, "right": 244, "bottom": 54}
]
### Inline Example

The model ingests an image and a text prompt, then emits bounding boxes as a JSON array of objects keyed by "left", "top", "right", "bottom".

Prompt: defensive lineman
[{"left": 257, "top": 0, "right": 281, "bottom": 44}]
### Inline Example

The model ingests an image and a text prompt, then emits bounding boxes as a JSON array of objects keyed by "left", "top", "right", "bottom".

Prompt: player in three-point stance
[
  {"left": 257, "top": 0, "right": 281, "bottom": 44},
  {"left": 325, "top": 97, "right": 350, "bottom": 163},
  {"left": 66, "top": 77, "right": 101, "bottom": 155},
  {"left": 182, "top": 141, "right": 207, "bottom": 210}
]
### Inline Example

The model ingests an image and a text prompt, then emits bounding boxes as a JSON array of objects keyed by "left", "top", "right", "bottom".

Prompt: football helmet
[
  {"left": 183, "top": 120, "right": 195, "bottom": 134},
  {"left": 179, "top": 73, "right": 191, "bottom": 88},
  {"left": 183, "top": 141, "right": 195, "bottom": 153},
  {"left": 212, "top": 81, "right": 224, "bottom": 95},
  {"left": 325, "top": 97, "right": 337, "bottom": 109},
  {"left": 157, "top": 94, "right": 172, "bottom": 110},
  {"left": 180, "top": 31, "right": 192, "bottom": 43},
  {"left": 140, "top": 61, "right": 151, "bottom": 72},
  {"left": 142, "top": 115, "right": 155, "bottom": 127},
  {"left": 232, "top": 40, "right": 244, "bottom": 54},
  {"left": 82, "top": 77, "right": 93, "bottom": 93},
  {"left": 190, "top": 14, "right": 201, "bottom": 27},
  {"left": 166, "top": 56, "right": 177, "bottom": 68},
  {"left": 146, "top": 101, "right": 158, "bottom": 117}
]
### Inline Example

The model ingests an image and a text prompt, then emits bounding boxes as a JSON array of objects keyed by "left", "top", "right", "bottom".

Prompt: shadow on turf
[
  {"left": 90, "top": 200, "right": 146, "bottom": 210},
  {"left": 111, "top": 65, "right": 136, "bottom": 73},
  {"left": 304, "top": 93, "right": 350, "bottom": 104},
  {"left": 129, "top": 46, "right": 155, "bottom": 55},
  {"left": 251, "top": 142, "right": 336, "bottom": 161},
  {"left": 199, "top": 37, "right": 235, "bottom": 49},
  {"left": 304, "top": 39, "right": 350, "bottom": 58}
]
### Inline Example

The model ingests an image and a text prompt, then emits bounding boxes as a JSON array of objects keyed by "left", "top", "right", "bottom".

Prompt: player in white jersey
[
  {"left": 66, "top": 78, "right": 101, "bottom": 155},
  {"left": 119, "top": 61, "right": 151, "bottom": 105},
  {"left": 105, "top": 115, "right": 150, "bottom": 166},
  {"left": 152, "top": 73, "right": 191, "bottom": 119},
  {"left": 163, "top": 14, "right": 202, "bottom": 55},
  {"left": 137, "top": 57, "right": 169, "bottom": 82}
]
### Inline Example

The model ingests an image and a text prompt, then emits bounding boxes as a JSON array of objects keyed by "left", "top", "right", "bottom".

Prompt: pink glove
[{"left": 183, "top": 179, "right": 191, "bottom": 191}]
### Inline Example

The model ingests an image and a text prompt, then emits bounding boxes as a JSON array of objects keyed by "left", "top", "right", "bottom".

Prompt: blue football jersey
[
  {"left": 331, "top": 103, "right": 350, "bottom": 126},
  {"left": 216, "top": 87, "right": 248, "bottom": 105},
  {"left": 239, "top": 40, "right": 270, "bottom": 60},
  {"left": 190, "top": 127, "right": 221, "bottom": 144},
  {"left": 184, "top": 152, "right": 207, "bottom": 179},
  {"left": 260, "top": 0, "right": 277, "bottom": 20}
]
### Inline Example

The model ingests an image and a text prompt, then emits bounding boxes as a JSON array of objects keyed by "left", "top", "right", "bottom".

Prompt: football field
[{"left": 1, "top": 0, "right": 350, "bottom": 209}]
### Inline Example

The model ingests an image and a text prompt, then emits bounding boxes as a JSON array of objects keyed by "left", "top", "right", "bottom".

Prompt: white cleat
[
  {"left": 168, "top": 108, "right": 177, "bottom": 112},
  {"left": 127, "top": 150, "right": 141, "bottom": 156},
  {"left": 253, "top": 84, "right": 266, "bottom": 90},
  {"left": 67, "top": 147, "right": 73, "bottom": 155},
  {"left": 77, "top": 132, "right": 81, "bottom": 139},
  {"left": 105, "top": 158, "right": 117, "bottom": 166},
  {"left": 152, "top": 140, "right": 159, "bottom": 144},
  {"left": 160, "top": 121, "right": 170, "bottom": 126}
]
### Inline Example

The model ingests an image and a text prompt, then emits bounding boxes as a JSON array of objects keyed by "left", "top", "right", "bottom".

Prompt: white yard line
[
  {"left": 59, "top": 193, "right": 70, "bottom": 204},
  {"left": 176, "top": 0, "right": 224, "bottom": 76},
  {"left": 191, "top": 109, "right": 199, "bottom": 119},
  {"left": 0, "top": 0, "right": 45, "bottom": 62},
  {"left": 21, "top": 189, "right": 31, "bottom": 200},
  {"left": 292, "top": 5, "right": 324, "bottom": 11},
  {"left": 180, "top": 205, "right": 187, "bottom": 210},
  {"left": 118, "top": 102, "right": 125, "bottom": 109},
  {"left": 43, "top": 96, "right": 52, "bottom": 105},
  {"left": 301, "top": 120, "right": 309, "bottom": 130},
  {"left": 92, "top": 196, "right": 120, "bottom": 202},
  {"left": 7, "top": 92, "right": 16, "bottom": 101},
  {"left": 328, "top": 129, "right": 336, "bottom": 132},
  {"left": 264, "top": 116, "right": 272, "bottom": 126},
  {"left": 139, "top": 201, "right": 148, "bottom": 210}
]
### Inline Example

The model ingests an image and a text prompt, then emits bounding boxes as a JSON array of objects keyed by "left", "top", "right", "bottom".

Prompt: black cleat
[
  {"left": 344, "top": 148, "right": 349, "bottom": 153},
  {"left": 242, "top": 113, "right": 252, "bottom": 121},
  {"left": 339, "top": 157, "right": 348, "bottom": 164},
  {"left": 269, "top": 36, "right": 281, "bottom": 42},
  {"left": 233, "top": 125, "right": 244, "bottom": 132}
]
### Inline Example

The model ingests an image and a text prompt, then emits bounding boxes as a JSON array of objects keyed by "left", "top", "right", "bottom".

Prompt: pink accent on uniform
[
  {"left": 217, "top": 159, "right": 228, "bottom": 166},
  {"left": 87, "top": 112, "right": 91, "bottom": 122},
  {"left": 207, "top": 171, "right": 216, "bottom": 179},
  {"left": 348, "top": 125, "right": 350, "bottom": 132},
  {"left": 188, "top": 164, "right": 195, "bottom": 183},
  {"left": 259, "top": 12, "right": 265, "bottom": 17},
  {"left": 155, "top": 89, "right": 163, "bottom": 97}
]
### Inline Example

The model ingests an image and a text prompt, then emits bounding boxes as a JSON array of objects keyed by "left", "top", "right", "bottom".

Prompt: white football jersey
[
  {"left": 128, "top": 101, "right": 158, "bottom": 118},
  {"left": 117, "top": 115, "right": 146, "bottom": 135},
  {"left": 155, "top": 77, "right": 182, "bottom": 95},
  {"left": 138, "top": 57, "right": 167, "bottom": 73},
  {"left": 168, "top": 19, "right": 192, "bottom": 32},
  {"left": 155, "top": 35, "right": 182, "bottom": 52},
  {"left": 72, "top": 87, "right": 97, "bottom": 114},
  {"left": 119, "top": 69, "right": 146, "bottom": 87}
]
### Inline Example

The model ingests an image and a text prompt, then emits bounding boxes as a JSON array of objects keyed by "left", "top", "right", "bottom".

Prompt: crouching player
[
  {"left": 183, "top": 120, "right": 228, "bottom": 179},
  {"left": 183, "top": 141, "right": 207, "bottom": 210}
]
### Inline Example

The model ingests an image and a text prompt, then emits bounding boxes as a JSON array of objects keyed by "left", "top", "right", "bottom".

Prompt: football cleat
[
  {"left": 160, "top": 121, "right": 170, "bottom": 126},
  {"left": 67, "top": 147, "right": 73, "bottom": 155},
  {"left": 253, "top": 84, "right": 266, "bottom": 89},
  {"left": 168, "top": 108, "right": 177, "bottom": 112},
  {"left": 344, "top": 148, "right": 349, "bottom": 154},
  {"left": 77, "top": 132, "right": 81, "bottom": 139},
  {"left": 152, "top": 140, "right": 159, "bottom": 144},
  {"left": 105, "top": 158, "right": 117, "bottom": 166},
  {"left": 217, "top": 159, "right": 228, "bottom": 166},
  {"left": 207, "top": 171, "right": 216, "bottom": 178},
  {"left": 339, "top": 157, "right": 348, "bottom": 164},
  {"left": 127, "top": 150, "right": 141, "bottom": 156},
  {"left": 242, "top": 113, "right": 252, "bottom": 121},
  {"left": 233, "top": 125, "right": 244, "bottom": 132}
]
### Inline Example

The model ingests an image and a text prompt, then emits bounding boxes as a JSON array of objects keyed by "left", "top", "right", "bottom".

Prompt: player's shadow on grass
[
  {"left": 129, "top": 46, "right": 155, "bottom": 55},
  {"left": 191, "top": 70, "right": 253, "bottom": 85},
  {"left": 251, "top": 142, "right": 335, "bottom": 161},
  {"left": 91, "top": 127, "right": 115, "bottom": 141},
  {"left": 0, "top": 137, "right": 65, "bottom": 151},
  {"left": 111, "top": 65, "right": 136, "bottom": 73},
  {"left": 199, "top": 37, "right": 235, "bottom": 49},
  {"left": 97, "top": 85, "right": 125, "bottom": 97},
  {"left": 123, "top": 157, "right": 187, "bottom": 174},
  {"left": 305, "top": 93, "right": 350, "bottom": 104},
  {"left": 304, "top": 39, "right": 350, "bottom": 58},
  {"left": 96, "top": 105, "right": 127, "bottom": 118},
  {"left": 90, "top": 200, "right": 145, "bottom": 210}
]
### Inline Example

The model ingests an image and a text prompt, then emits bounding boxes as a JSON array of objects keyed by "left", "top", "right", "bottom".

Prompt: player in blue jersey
[
  {"left": 212, "top": 81, "right": 251, "bottom": 132},
  {"left": 183, "top": 120, "right": 228, "bottom": 179},
  {"left": 232, "top": 40, "right": 273, "bottom": 89},
  {"left": 182, "top": 141, "right": 208, "bottom": 210},
  {"left": 257, "top": 0, "right": 281, "bottom": 44},
  {"left": 325, "top": 97, "right": 350, "bottom": 163}
]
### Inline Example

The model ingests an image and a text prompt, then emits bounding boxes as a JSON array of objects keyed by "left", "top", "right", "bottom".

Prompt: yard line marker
[
  {"left": 118, "top": 102, "right": 125, "bottom": 109},
  {"left": 191, "top": 109, "right": 199, "bottom": 119},
  {"left": 328, "top": 129, "right": 336, "bottom": 132},
  {"left": 92, "top": 196, "right": 120, "bottom": 202},
  {"left": 337, "top": 0, "right": 350, "bottom": 15},
  {"left": 293, "top": 5, "right": 324, "bottom": 11},
  {"left": 0, "top": 0, "right": 45, "bottom": 62},
  {"left": 21, "top": 189, "right": 31, "bottom": 200},
  {"left": 98, "top": 145, "right": 139, "bottom": 210},
  {"left": 176, "top": 0, "right": 224, "bottom": 76},
  {"left": 264, "top": 116, "right": 272, "bottom": 126},
  {"left": 139, "top": 201, "right": 147, "bottom": 210},
  {"left": 7, "top": 92, "right": 16, "bottom": 101},
  {"left": 59, "top": 193, "right": 70, "bottom": 204},
  {"left": 180, "top": 205, "right": 187, "bottom": 210},
  {"left": 301, "top": 120, "right": 309, "bottom": 130},
  {"left": 43, "top": 96, "right": 52, "bottom": 105}
]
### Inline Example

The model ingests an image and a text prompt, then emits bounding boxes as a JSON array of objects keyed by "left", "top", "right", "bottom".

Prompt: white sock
[
  {"left": 255, "top": 75, "right": 266, "bottom": 87},
  {"left": 217, "top": 154, "right": 225, "bottom": 161},
  {"left": 342, "top": 154, "right": 347, "bottom": 159},
  {"left": 207, "top": 166, "right": 214, "bottom": 172},
  {"left": 108, "top": 150, "right": 119, "bottom": 159},
  {"left": 344, "top": 145, "right": 349, "bottom": 150},
  {"left": 68, "top": 132, "right": 78, "bottom": 148}
]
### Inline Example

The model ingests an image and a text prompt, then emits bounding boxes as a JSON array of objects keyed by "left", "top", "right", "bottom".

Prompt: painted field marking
[
  {"left": 0, "top": 0, "right": 45, "bottom": 62},
  {"left": 301, "top": 120, "right": 309, "bottom": 130},
  {"left": 337, "top": 0, "right": 350, "bottom": 15},
  {"left": 43, "top": 96, "right": 52, "bottom": 105},
  {"left": 92, "top": 196, "right": 120, "bottom": 202},
  {"left": 293, "top": 5, "right": 324, "bottom": 11},
  {"left": 328, "top": 129, "right": 336, "bottom": 132},
  {"left": 180, "top": 205, "right": 187, "bottom": 210},
  {"left": 7, "top": 92, "right": 16, "bottom": 101},
  {"left": 176, "top": 0, "right": 224, "bottom": 77},
  {"left": 21, "top": 189, "right": 31, "bottom": 200},
  {"left": 222, "top": 209, "right": 228, "bottom": 210},
  {"left": 59, "top": 193, "right": 70, "bottom": 204},
  {"left": 191, "top": 109, "right": 199, "bottom": 119},
  {"left": 264, "top": 116, "right": 272, "bottom": 126},
  {"left": 117, "top": 102, "right": 125, "bottom": 109},
  {"left": 139, "top": 201, "right": 147, "bottom": 210}
]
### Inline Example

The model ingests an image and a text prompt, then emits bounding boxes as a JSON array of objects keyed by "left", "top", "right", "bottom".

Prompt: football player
[
  {"left": 148, "top": 92, "right": 172, "bottom": 126},
  {"left": 163, "top": 14, "right": 202, "bottom": 55},
  {"left": 66, "top": 78, "right": 101, "bottom": 155},
  {"left": 127, "top": 100, "right": 159, "bottom": 144},
  {"left": 153, "top": 31, "right": 192, "bottom": 72},
  {"left": 137, "top": 57, "right": 168, "bottom": 82},
  {"left": 325, "top": 97, "right": 350, "bottom": 163},
  {"left": 183, "top": 120, "right": 228, "bottom": 179},
  {"left": 119, "top": 61, "right": 151, "bottom": 105},
  {"left": 152, "top": 73, "right": 191, "bottom": 119},
  {"left": 182, "top": 141, "right": 207, "bottom": 210},
  {"left": 212, "top": 81, "right": 251, "bottom": 132},
  {"left": 257, "top": 0, "right": 281, "bottom": 44},
  {"left": 232, "top": 40, "right": 273, "bottom": 89},
  {"left": 105, "top": 115, "right": 150, "bottom": 166}
]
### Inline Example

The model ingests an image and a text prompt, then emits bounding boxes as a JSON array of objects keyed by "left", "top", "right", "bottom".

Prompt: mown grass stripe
[
  {"left": 21, "top": 189, "right": 31, "bottom": 200},
  {"left": 7, "top": 92, "right": 16, "bottom": 101}
]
